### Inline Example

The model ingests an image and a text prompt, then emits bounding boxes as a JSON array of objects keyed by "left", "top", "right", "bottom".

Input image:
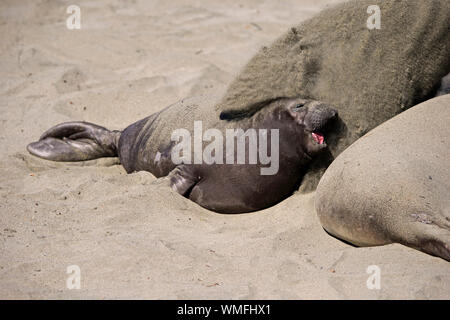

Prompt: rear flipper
[
  {"left": 413, "top": 224, "right": 450, "bottom": 261},
  {"left": 397, "top": 217, "right": 450, "bottom": 261},
  {"left": 27, "top": 121, "right": 121, "bottom": 162},
  {"left": 419, "top": 236, "right": 450, "bottom": 261}
]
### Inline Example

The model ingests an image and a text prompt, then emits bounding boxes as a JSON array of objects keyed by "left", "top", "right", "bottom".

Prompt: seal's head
[{"left": 286, "top": 98, "right": 338, "bottom": 157}]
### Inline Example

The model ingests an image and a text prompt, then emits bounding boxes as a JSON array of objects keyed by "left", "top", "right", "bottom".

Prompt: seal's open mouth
[
  {"left": 303, "top": 103, "right": 337, "bottom": 151},
  {"left": 311, "top": 132, "right": 324, "bottom": 145}
]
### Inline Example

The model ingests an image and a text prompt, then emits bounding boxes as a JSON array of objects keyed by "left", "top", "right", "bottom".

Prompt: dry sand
[{"left": 0, "top": 0, "right": 448, "bottom": 299}]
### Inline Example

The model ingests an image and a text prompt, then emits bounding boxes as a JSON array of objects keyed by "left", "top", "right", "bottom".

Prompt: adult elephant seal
[
  {"left": 315, "top": 95, "right": 450, "bottom": 261},
  {"left": 27, "top": 96, "right": 337, "bottom": 213},
  {"left": 216, "top": 0, "right": 450, "bottom": 191}
]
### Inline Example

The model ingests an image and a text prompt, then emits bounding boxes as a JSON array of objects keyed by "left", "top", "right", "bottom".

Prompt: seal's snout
[
  {"left": 305, "top": 103, "right": 338, "bottom": 145},
  {"left": 304, "top": 101, "right": 338, "bottom": 149},
  {"left": 286, "top": 97, "right": 338, "bottom": 153}
]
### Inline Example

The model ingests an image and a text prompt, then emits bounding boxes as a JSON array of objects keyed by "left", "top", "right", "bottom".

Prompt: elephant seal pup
[
  {"left": 315, "top": 95, "right": 450, "bottom": 261},
  {"left": 28, "top": 97, "right": 337, "bottom": 213}
]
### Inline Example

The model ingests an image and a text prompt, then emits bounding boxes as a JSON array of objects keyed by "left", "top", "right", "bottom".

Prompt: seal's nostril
[{"left": 330, "top": 110, "right": 338, "bottom": 118}]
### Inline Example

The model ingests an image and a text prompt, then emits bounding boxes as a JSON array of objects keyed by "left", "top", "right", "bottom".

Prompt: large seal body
[
  {"left": 315, "top": 95, "right": 450, "bottom": 261},
  {"left": 28, "top": 97, "right": 338, "bottom": 213}
]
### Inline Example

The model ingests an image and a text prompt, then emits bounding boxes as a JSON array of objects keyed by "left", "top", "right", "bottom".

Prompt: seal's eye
[{"left": 292, "top": 103, "right": 304, "bottom": 111}]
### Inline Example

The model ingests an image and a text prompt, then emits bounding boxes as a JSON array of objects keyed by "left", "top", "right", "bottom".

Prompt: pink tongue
[{"left": 312, "top": 132, "right": 324, "bottom": 144}]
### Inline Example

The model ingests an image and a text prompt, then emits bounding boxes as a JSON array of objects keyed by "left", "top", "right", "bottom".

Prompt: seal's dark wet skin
[
  {"left": 27, "top": 97, "right": 338, "bottom": 214},
  {"left": 167, "top": 98, "right": 338, "bottom": 213}
]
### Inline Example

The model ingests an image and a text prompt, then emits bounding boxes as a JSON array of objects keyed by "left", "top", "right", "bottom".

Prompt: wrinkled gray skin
[{"left": 28, "top": 97, "right": 337, "bottom": 213}]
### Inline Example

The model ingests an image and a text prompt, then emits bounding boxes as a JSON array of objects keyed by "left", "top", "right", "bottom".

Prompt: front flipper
[
  {"left": 27, "top": 121, "right": 120, "bottom": 162},
  {"left": 169, "top": 165, "right": 200, "bottom": 197}
]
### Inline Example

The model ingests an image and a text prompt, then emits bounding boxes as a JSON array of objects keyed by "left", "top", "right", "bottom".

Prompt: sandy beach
[{"left": 0, "top": 0, "right": 449, "bottom": 299}]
